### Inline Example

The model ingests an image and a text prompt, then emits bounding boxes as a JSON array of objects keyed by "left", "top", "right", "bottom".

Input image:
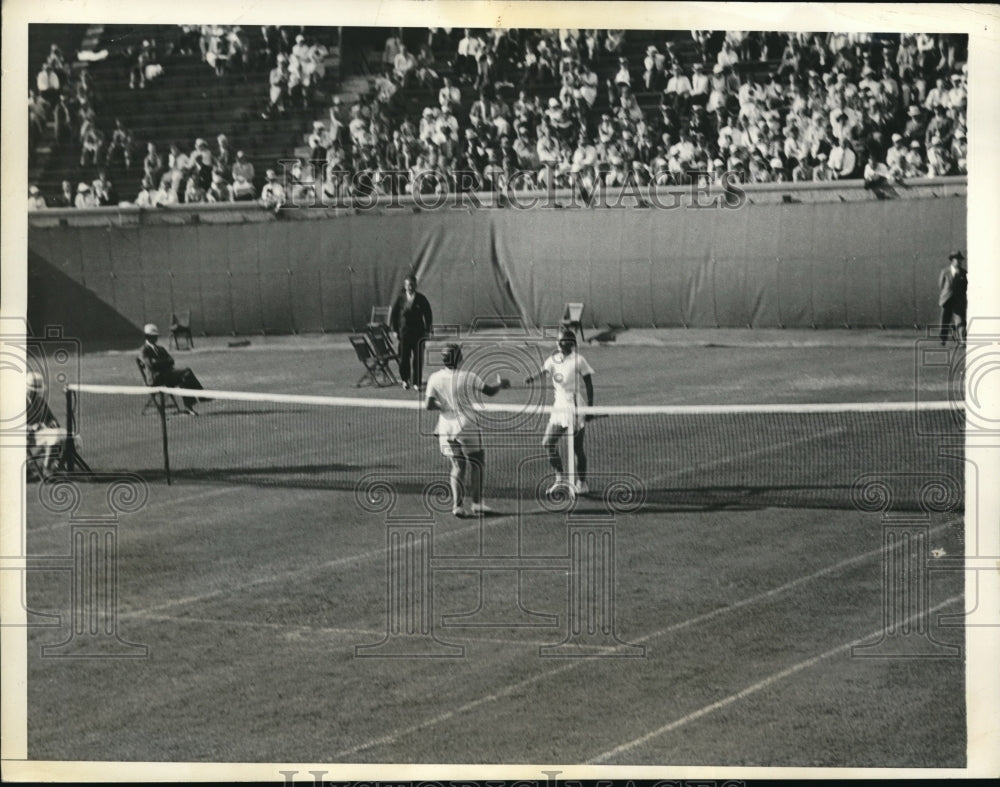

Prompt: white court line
[
  {"left": 646, "top": 425, "right": 846, "bottom": 482},
  {"left": 119, "top": 507, "right": 534, "bottom": 619},
  {"left": 135, "top": 612, "right": 588, "bottom": 651},
  {"left": 26, "top": 485, "right": 245, "bottom": 535},
  {"left": 138, "top": 613, "right": 380, "bottom": 639},
  {"left": 332, "top": 520, "right": 958, "bottom": 758},
  {"left": 587, "top": 594, "right": 964, "bottom": 764}
]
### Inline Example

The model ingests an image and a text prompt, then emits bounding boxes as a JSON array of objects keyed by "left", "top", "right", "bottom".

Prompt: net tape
[{"left": 65, "top": 384, "right": 966, "bottom": 511}]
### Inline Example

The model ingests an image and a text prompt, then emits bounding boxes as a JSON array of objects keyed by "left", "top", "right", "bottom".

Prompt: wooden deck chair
[
  {"left": 350, "top": 335, "right": 394, "bottom": 387},
  {"left": 561, "top": 302, "right": 586, "bottom": 342},
  {"left": 136, "top": 357, "right": 182, "bottom": 415},
  {"left": 26, "top": 414, "right": 91, "bottom": 480},
  {"left": 365, "top": 328, "right": 400, "bottom": 384},
  {"left": 369, "top": 305, "right": 392, "bottom": 327},
  {"left": 170, "top": 309, "right": 194, "bottom": 350}
]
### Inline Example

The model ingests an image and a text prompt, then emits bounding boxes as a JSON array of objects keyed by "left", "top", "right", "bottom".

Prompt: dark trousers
[
  {"left": 154, "top": 368, "right": 204, "bottom": 408},
  {"left": 398, "top": 334, "right": 425, "bottom": 387},
  {"left": 939, "top": 302, "right": 967, "bottom": 345}
]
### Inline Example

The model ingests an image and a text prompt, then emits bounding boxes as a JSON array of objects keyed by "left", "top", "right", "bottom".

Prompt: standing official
[
  {"left": 389, "top": 274, "right": 434, "bottom": 390},
  {"left": 938, "top": 250, "right": 967, "bottom": 346}
]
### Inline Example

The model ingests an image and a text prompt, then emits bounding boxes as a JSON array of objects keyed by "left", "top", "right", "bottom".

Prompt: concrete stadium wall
[{"left": 27, "top": 192, "right": 966, "bottom": 345}]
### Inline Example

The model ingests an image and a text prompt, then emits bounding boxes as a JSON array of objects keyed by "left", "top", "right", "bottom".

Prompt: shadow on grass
[{"left": 46, "top": 468, "right": 961, "bottom": 513}]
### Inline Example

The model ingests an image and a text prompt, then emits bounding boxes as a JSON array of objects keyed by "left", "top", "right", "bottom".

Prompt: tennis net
[{"left": 62, "top": 383, "right": 965, "bottom": 511}]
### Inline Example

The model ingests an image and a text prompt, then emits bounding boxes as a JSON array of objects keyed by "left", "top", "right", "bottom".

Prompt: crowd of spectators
[
  {"left": 261, "top": 29, "right": 331, "bottom": 117},
  {"left": 281, "top": 28, "right": 969, "bottom": 203},
  {"left": 29, "top": 28, "right": 968, "bottom": 211}
]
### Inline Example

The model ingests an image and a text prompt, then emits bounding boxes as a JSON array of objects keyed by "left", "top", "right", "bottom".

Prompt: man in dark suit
[
  {"left": 140, "top": 323, "right": 205, "bottom": 414},
  {"left": 938, "top": 250, "right": 967, "bottom": 346},
  {"left": 389, "top": 274, "right": 433, "bottom": 391}
]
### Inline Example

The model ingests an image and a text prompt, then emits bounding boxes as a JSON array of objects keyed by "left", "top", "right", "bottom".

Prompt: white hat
[
  {"left": 713, "top": 63, "right": 723, "bottom": 74},
  {"left": 313, "top": 120, "right": 325, "bottom": 128},
  {"left": 891, "top": 133, "right": 903, "bottom": 143},
  {"left": 29, "top": 185, "right": 39, "bottom": 195},
  {"left": 910, "top": 140, "right": 921, "bottom": 149},
  {"left": 770, "top": 157, "right": 783, "bottom": 168},
  {"left": 144, "top": 323, "right": 159, "bottom": 336},
  {"left": 548, "top": 97, "right": 559, "bottom": 108},
  {"left": 77, "top": 182, "right": 90, "bottom": 192}
]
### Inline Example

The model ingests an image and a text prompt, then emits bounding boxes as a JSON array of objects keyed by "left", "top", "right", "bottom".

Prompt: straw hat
[{"left": 143, "top": 323, "right": 159, "bottom": 336}]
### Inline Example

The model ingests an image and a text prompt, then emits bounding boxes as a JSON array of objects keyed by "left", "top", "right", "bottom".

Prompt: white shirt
[
  {"left": 425, "top": 368, "right": 485, "bottom": 437},
  {"left": 543, "top": 351, "right": 594, "bottom": 409}
]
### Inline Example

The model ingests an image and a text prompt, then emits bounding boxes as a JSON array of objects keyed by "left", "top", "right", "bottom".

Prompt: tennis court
[{"left": 23, "top": 329, "right": 966, "bottom": 767}]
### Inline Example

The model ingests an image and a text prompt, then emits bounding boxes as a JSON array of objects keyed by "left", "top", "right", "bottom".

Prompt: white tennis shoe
[
  {"left": 471, "top": 502, "right": 495, "bottom": 514},
  {"left": 546, "top": 476, "right": 569, "bottom": 496},
  {"left": 574, "top": 480, "right": 589, "bottom": 495}
]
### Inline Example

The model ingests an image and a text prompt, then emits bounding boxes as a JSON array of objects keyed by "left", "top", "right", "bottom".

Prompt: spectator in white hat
[
  {"left": 231, "top": 150, "right": 255, "bottom": 185},
  {"left": 904, "top": 139, "right": 924, "bottom": 178},
  {"left": 25, "top": 370, "right": 67, "bottom": 480},
  {"left": 28, "top": 185, "right": 47, "bottom": 211},
  {"left": 140, "top": 324, "right": 205, "bottom": 415},
  {"left": 74, "top": 182, "right": 96, "bottom": 209},
  {"left": 260, "top": 168, "right": 285, "bottom": 211},
  {"left": 886, "top": 133, "right": 907, "bottom": 179}
]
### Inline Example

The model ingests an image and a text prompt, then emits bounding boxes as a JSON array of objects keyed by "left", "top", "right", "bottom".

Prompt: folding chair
[
  {"left": 170, "top": 309, "right": 194, "bottom": 350},
  {"left": 136, "top": 357, "right": 182, "bottom": 415},
  {"left": 350, "top": 335, "right": 394, "bottom": 387},
  {"left": 369, "top": 305, "right": 391, "bottom": 327},
  {"left": 561, "top": 302, "right": 586, "bottom": 342},
  {"left": 365, "top": 327, "right": 400, "bottom": 384},
  {"left": 26, "top": 417, "right": 91, "bottom": 480}
]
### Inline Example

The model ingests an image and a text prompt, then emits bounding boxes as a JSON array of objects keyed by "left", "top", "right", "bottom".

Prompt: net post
[
  {"left": 566, "top": 397, "right": 577, "bottom": 489},
  {"left": 64, "top": 387, "right": 77, "bottom": 471},
  {"left": 156, "top": 392, "right": 172, "bottom": 485}
]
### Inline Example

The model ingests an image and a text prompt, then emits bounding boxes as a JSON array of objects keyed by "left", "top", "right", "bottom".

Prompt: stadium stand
[{"left": 28, "top": 27, "right": 968, "bottom": 208}]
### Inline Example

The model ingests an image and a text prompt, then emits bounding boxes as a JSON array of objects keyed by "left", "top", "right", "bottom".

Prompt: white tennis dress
[
  {"left": 543, "top": 350, "right": 594, "bottom": 430},
  {"left": 424, "top": 367, "right": 485, "bottom": 455}
]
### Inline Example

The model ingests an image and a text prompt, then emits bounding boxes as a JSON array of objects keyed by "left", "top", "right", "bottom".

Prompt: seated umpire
[{"left": 140, "top": 323, "right": 205, "bottom": 414}]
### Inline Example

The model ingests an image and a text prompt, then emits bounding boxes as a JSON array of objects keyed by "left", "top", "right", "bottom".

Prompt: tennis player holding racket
[{"left": 525, "top": 329, "right": 594, "bottom": 497}]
